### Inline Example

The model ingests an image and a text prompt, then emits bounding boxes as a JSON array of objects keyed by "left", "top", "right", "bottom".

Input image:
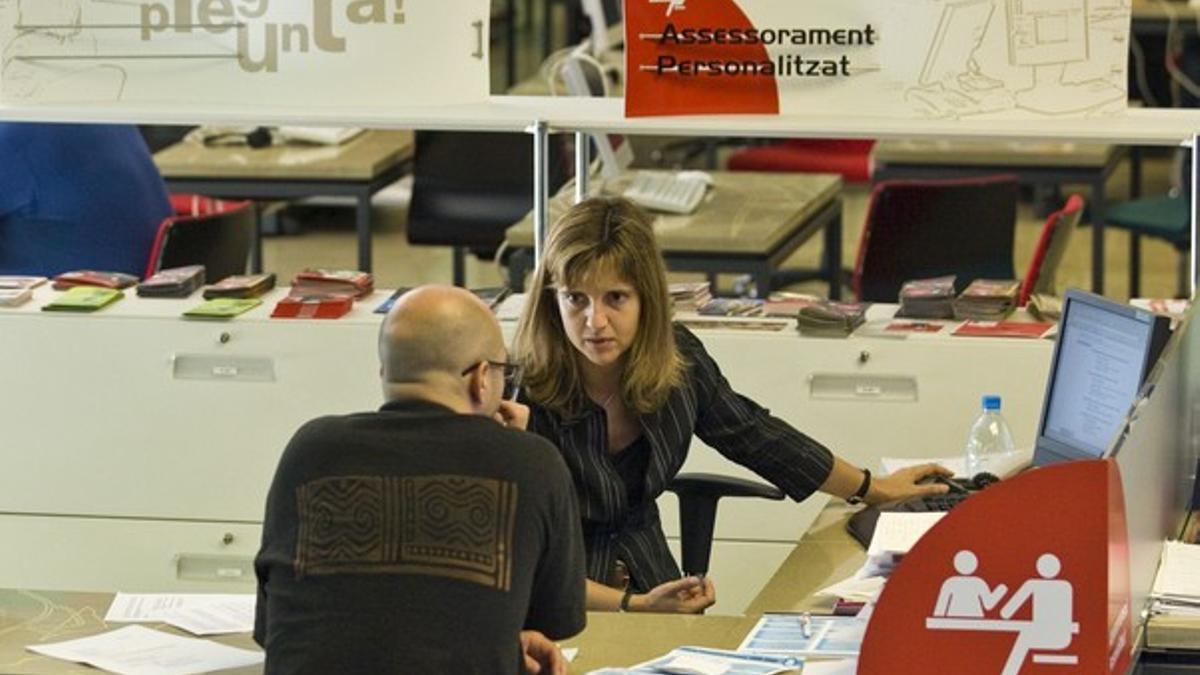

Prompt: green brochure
[
  {"left": 41, "top": 287, "right": 123, "bottom": 312},
  {"left": 183, "top": 297, "right": 263, "bottom": 319}
]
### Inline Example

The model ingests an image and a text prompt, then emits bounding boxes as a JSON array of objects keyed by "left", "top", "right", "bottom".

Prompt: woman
[{"left": 507, "top": 197, "right": 950, "bottom": 613}]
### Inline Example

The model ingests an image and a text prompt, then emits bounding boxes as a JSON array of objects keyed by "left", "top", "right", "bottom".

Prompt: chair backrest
[
  {"left": 853, "top": 175, "right": 1020, "bottom": 302},
  {"left": 144, "top": 199, "right": 255, "bottom": 281},
  {"left": 1019, "top": 194, "right": 1085, "bottom": 306},
  {"left": 406, "top": 131, "right": 570, "bottom": 253}
]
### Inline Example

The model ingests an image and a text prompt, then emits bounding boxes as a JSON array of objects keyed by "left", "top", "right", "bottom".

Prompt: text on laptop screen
[{"left": 1036, "top": 289, "right": 1168, "bottom": 464}]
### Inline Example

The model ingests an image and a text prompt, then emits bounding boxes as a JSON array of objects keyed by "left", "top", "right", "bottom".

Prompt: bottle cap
[{"left": 982, "top": 395, "right": 1001, "bottom": 411}]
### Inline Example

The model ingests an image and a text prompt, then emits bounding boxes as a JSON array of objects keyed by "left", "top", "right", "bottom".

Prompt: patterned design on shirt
[{"left": 294, "top": 474, "right": 518, "bottom": 591}]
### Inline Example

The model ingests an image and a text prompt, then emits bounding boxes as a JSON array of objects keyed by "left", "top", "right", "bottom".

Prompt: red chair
[
  {"left": 853, "top": 175, "right": 1019, "bottom": 302},
  {"left": 1019, "top": 194, "right": 1085, "bottom": 307},
  {"left": 727, "top": 139, "right": 876, "bottom": 183},
  {"left": 144, "top": 196, "right": 255, "bottom": 281}
]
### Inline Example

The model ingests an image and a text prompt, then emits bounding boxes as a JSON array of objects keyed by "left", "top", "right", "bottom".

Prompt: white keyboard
[{"left": 622, "top": 171, "right": 710, "bottom": 214}]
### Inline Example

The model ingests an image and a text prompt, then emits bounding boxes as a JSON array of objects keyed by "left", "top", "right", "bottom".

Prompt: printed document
[{"left": 27, "top": 625, "right": 263, "bottom": 675}]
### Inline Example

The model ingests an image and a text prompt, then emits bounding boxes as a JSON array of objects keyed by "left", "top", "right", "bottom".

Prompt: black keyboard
[
  {"left": 892, "top": 491, "right": 971, "bottom": 513},
  {"left": 845, "top": 484, "right": 978, "bottom": 548}
]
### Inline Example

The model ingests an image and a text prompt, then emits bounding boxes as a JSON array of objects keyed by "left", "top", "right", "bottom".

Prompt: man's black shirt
[{"left": 254, "top": 400, "right": 586, "bottom": 674}]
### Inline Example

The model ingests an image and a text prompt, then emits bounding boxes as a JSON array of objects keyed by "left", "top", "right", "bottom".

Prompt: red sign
[
  {"left": 623, "top": 0, "right": 779, "bottom": 116},
  {"left": 859, "top": 459, "right": 1132, "bottom": 674}
]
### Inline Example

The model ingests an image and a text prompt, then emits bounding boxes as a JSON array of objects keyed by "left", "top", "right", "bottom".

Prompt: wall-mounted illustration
[
  {"left": 0, "top": 0, "right": 490, "bottom": 111},
  {"left": 906, "top": 0, "right": 1128, "bottom": 119}
]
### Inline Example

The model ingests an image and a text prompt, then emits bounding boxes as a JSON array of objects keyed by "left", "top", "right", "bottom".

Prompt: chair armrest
[
  {"left": 667, "top": 473, "right": 785, "bottom": 501},
  {"left": 665, "top": 473, "right": 784, "bottom": 577}
]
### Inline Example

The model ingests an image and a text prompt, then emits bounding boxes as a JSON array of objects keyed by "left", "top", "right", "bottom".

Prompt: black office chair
[
  {"left": 144, "top": 198, "right": 255, "bottom": 281},
  {"left": 854, "top": 175, "right": 1019, "bottom": 301},
  {"left": 406, "top": 131, "right": 570, "bottom": 286},
  {"left": 666, "top": 473, "right": 785, "bottom": 577}
]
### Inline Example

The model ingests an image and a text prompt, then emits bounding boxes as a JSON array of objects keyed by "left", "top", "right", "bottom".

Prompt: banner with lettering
[
  {"left": 625, "top": 0, "right": 1131, "bottom": 119},
  {"left": 0, "top": 0, "right": 489, "bottom": 109}
]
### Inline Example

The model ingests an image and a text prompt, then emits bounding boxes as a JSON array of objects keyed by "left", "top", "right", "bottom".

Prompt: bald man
[{"left": 254, "top": 286, "right": 586, "bottom": 674}]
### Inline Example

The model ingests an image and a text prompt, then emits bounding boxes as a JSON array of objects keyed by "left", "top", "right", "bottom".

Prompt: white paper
[
  {"left": 105, "top": 593, "right": 255, "bottom": 624},
  {"left": 1152, "top": 541, "right": 1200, "bottom": 600},
  {"left": 815, "top": 575, "right": 887, "bottom": 602},
  {"left": 737, "top": 614, "right": 865, "bottom": 658},
  {"left": 800, "top": 659, "right": 859, "bottom": 675},
  {"left": 159, "top": 597, "right": 256, "bottom": 636},
  {"left": 881, "top": 456, "right": 966, "bottom": 478},
  {"left": 659, "top": 653, "right": 731, "bottom": 675},
  {"left": 27, "top": 625, "right": 263, "bottom": 675},
  {"left": 562, "top": 647, "right": 579, "bottom": 662},
  {"left": 866, "top": 512, "right": 945, "bottom": 556}
]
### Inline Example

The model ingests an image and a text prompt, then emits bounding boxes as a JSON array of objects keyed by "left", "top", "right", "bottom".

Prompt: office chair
[
  {"left": 406, "top": 131, "right": 570, "bottom": 287},
  {"left": 727, "top": 139, "right": 876, "bottom": 184},
  {"left": 853, "top": 175, "right": 1019, "bottom": 302},
  {"left": 1104, "top": 194, "right": 1190, "bottom": 298},
  {"left": 666, "top": 473, "right": 785, "bottom": 577},
  {"left": 1019, "top": 194, "right": 1085, "bottom": 306},
  {"left": 144, "top": 197, "right": 255, "bottom": 281}
]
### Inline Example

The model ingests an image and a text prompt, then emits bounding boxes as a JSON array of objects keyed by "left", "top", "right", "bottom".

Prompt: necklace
[{"left": 588, "top": 388, "right": 619, "bottom": 409}]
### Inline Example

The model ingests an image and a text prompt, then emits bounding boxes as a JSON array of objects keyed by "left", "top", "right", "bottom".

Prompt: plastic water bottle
[{"left": 964, "top": 395, "right": 1017, "bottom": 477}]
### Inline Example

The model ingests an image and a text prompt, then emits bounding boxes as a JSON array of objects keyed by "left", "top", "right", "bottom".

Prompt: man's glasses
[{"left": 461, "top": 360, "right": 523, "bottom": 400}]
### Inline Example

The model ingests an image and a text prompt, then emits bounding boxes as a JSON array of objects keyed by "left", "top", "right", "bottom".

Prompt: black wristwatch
[{"left": 846, "top": 468, "right": 872, "bottom": 505}]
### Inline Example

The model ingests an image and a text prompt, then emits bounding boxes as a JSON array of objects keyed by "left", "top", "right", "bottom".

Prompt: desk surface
[
  {"left": 0, "top": 589, "right": 261, "bottom": 675},
  {"left": 1133, "top": 0, "right": 1198, "bottom": 21},
  {"left": 873, "top": 139, "right": 1117, "bottom": 168},
  {"left": 506, "top": 171, "right": 842, "bottom": 255},
  {"left": 153, "top": 130, "right": 414, "bottom": 182}
]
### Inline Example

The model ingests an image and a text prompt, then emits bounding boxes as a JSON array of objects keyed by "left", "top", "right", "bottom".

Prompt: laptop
[{"left": 847, "top": 288, "right": 1171, "bottom": 548}]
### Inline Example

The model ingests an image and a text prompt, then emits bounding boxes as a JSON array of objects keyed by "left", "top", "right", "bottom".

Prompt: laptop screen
[{"left": 1033, "top": 289, "right": 1170, "bottom": 466}]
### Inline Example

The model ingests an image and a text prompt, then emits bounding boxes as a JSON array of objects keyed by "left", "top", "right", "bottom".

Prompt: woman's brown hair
[{"left": 513, "top": 197, "right": 685, "bottom": 417}]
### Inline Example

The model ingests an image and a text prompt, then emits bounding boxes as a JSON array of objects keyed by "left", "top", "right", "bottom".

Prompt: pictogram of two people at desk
[{"left": 928, "top": 550, "right": 1077, "bottom": 675}]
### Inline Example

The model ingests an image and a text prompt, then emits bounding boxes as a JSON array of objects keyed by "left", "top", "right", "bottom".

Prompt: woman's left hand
[{"left": 867, "top": 463, "right": 954, "bottom": 505}]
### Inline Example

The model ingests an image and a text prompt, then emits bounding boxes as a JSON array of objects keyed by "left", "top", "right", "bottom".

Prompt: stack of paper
[
  {"left": 952, "top": 279, "right": 1020, "bottom": 320},
  {"left": 105, "top": 593, "right": 257, "bottom": 635},
  {"left": 896, "top": 276, "right": 956, "bottom": 319},
  {"left": 587, "top": 646, "right": 799, "bottom": 675},
  {"left": 669, "top": 282, "right": 713, "bottom": 312},
  {"left": 1151, "top": 541, "right": 1200, "bottom": 615},
  {"left": 699, "top": 298, "right": 764, "bottom": 317},
  {"left": 0, "top": 275, "right": 46, "bottom": 307},
  {"left": 796, "top": 301, "right": 870, "bottom": 337}
]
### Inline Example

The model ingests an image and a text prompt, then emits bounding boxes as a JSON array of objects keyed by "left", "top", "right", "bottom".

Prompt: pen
[{"left": 799, "top": 612, "right": 812, "bottom": 639}]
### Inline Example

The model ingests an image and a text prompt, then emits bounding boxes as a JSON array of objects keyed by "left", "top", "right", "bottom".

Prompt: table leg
[
  {"left": 252, "top": 203, "right": 264, "bottom": 274},
  {"left": 1092, "top": 179, "right": 1106, "bottom": 295},
  {"left": 826, "top": 204, "right": 843, "bottom": 301},
  {"left": 357, "top": 191, "right": 372, "bottom": 273},
  {"left": 1131, "top": 146, "right": 1143, "bottom": 200}
]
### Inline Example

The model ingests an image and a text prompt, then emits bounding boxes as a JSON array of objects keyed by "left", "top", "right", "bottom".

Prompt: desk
[
  {"left": 0, "top": 588, "right": 761, "bottom": 674},
  {"left": 506, "top": 171, "right": 844, "bottom": 298},
  {"left": 872, "top": 139, "right": 1132, "bottom": 295},
  {"left": 1132, "top": 0, "right": 1198, "bottom": 38},
  {"left": 153, "top": 130, "right": 415, "bottom": 273}
]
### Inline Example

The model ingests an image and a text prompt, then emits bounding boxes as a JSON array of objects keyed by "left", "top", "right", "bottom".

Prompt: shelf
[{"left": 4, "top": 95, "right": 1200, "bottom": 145}]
